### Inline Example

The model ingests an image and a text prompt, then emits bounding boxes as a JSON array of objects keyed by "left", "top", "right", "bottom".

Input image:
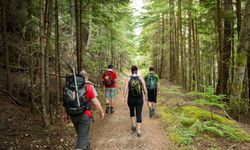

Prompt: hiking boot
[
  {"left": 137, "top": 132, "right": 142, "bottom": 137},
  {"left": 110, "top": 107, "right": 115, "bottom": 113},
  {"left": 131, "top": 126, "right": 136, "bottom": 132},
  {"left": 149, "top": 108, "right": 153, "bottom": 118},
  {"left": 105, "top": 104, "right": 110, "bottom": 114},
  {"left": 152, "top": 108, "right": 156, "bottom": 116}
]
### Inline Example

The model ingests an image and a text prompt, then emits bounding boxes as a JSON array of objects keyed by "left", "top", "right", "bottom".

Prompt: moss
[
  {"left": 159, "top": 105, "right": 250, "bottom": 148},
  {"left": 181, "top": 106, "right": 235, "bottom": 125}
]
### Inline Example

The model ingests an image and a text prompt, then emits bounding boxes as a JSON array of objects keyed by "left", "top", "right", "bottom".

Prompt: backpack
[
  {"left": 146, "top": 73, "right": 157, "bottom": 90},
  {"left": 129, "top": 76, "right": 143, "bottom": 97},
  {"left": 63, "top": 75, "right": 91, "bottom": 116},
  {"left": 102, "top": 71, "right": 115, "bottom": 86}
]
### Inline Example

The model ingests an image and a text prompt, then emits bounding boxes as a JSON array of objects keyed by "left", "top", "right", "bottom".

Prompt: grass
[{"left": 159, "top": 105, "right": 250, "bottom": 148}]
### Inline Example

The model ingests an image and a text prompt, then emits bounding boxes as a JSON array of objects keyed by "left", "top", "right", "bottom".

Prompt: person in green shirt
[{"left": 144, "top": 66, "right": 160, "bottom": 118}]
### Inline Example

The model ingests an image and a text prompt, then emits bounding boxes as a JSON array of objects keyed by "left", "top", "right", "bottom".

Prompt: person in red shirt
[
  {"left": 102, "top": 65, "right": 118, "bottom": 114},
  {"left": 65, "top": 70, "right": 104, "bottom": 150}
]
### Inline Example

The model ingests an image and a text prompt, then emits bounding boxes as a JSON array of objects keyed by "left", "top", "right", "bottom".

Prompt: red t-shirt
[
  {"left": 84, "top": 84, "right": 96, "bottom": 118},
  {"left": 102, "top": 70, "right": 117, "bottom": 88}
]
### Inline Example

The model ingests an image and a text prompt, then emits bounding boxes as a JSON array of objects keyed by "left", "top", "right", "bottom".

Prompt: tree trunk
[
  {"left": 40, "top": 0, "right": 50, "bottom": 128},
  {"left": 236, "top": 0, "right": 241, "bottom": 38},
  {"left": 79, "top": 0, "right": 83, "bottom": 70},
  {"left": 75, "top": 0, "right": 80, "bottom": 73},
  {"left": 231, "top": 0, "right": 250, "bottom": 109},
  {"left": 216, "top": 0, "right": 224, "bottom": 95},
  {"left": 188, "top": 0, "right": 193, "bottom": 91},
  {"left": 45, "top": 0, "right": 53, "bottom": 123},
  {"left": 169, "top": 0, "right": 175, "bottom": 83},
  {"left": 160, "top": 13, "right": 165, "bottom": 79},
  {"left": 216, "top": 0, "right": 233, "bottom": 100},
  {"left": 183, "top": 26, "right": 188, "bottom": 90},
  {"left": 85, "top": 0, "right": 92, "bottom": 51},
  {"left": 27, "top": 0, "right": 36, "bottom": 112},
  {"left": 2, "top": 0, "right": 10, "bottom": 92},
  {"left": 55, "top": 0, "right": 61, "bottom": 114}
]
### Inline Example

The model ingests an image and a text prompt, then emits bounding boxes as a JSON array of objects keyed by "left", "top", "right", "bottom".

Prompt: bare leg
[
  {"left": 130, "top": 117, "right": 136, "bottom": 129},
  {"left": 137, "top": 123, "right": 142, "bottom": 137}
]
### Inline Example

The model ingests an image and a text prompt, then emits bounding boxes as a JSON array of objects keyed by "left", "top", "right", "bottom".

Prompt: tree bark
[
  {"left": 2, "top": 0, "right": 10, "bottom": 92},
  {"left": 160, "top": 13, "right": 165, "bottom": 79},
  {"left": 75, "top": 0, "right": 80, "bottom": 73},
  {"left": 216, "top": 0, "right": 224, "bottom": 95},
  {"left": 40, "top": 0, "right": 50, "bottom": 128},
  {"left": 169, "top": 0, "right": 175, "bottom": 83},
  {"left": 27, "top": 0, "right": 36, "bottom": 112},
  {"left": 188, "top": 0, "right": 193, "bottom": 91},
  {"left": 54, "top": 0, "right": 61, "bottom": 114},
  {"left": 236, "top": 0, "right": 241, "bottom": 38},
  {"left": 45, "top": 0, "right": 53, "bottom": 122},
  {"left": 231, "top": 0, "right": 250, "bottom": 108},
  {"left": 216, "top": 0, "right": 233, "bottom": 100}
]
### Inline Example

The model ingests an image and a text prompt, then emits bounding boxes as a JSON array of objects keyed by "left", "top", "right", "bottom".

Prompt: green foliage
[
  {"left": 159, "top": 105, "right": 250, "bottom": 148},
  {"left": 186, "top": 86, "right": 226, "bottom": 109}
]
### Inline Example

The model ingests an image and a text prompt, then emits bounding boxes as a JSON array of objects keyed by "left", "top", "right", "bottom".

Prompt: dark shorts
[{"left": 147, "top": 89, "right": 157, "bottom": 103}]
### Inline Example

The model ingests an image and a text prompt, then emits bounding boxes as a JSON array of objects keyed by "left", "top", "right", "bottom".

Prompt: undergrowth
[{"left": 159, "top": 106, "right": 250, "bottom": 148}]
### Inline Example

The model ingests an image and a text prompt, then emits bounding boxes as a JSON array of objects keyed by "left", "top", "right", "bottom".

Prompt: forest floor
[{"left": 1, "top": 72, "right": 250, "bottom": 150}]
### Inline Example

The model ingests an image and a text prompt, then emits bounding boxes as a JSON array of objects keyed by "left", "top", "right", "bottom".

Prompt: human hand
[
  {"left": 100, "top": 112, "right": 105, "bottom": 119},
  {"left": 157, "top": 91, "right": 160, "bottom": 95},
  {"left": 62, "top": 111, "right": 70, "bottom": 124}
]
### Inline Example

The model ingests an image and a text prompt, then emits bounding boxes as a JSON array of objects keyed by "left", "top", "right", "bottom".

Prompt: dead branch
[{"left": 1, "top": 90, "right": 26, "bottom": 112}]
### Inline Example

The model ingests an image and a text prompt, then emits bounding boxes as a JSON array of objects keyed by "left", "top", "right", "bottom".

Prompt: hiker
[
  {"left": 144, "top": 66, "right": 160, "bottom": 118},
  {"left": 102, "top": 64, "right": 118, "bottom": 114},
  {"left": 63, "top": 70, "right": 104, "bottom": 150},
  {"left": 123, "top": 65, "right": 148, "bottom": 137}
]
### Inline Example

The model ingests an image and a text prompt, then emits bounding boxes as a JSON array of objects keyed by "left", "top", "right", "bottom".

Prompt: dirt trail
[{"left": 89, "top": 77, "right": 171, "bottom": 150}]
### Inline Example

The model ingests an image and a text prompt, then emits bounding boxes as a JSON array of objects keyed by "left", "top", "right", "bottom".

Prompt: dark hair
[
  {"left": 108, "top": 64, "right": 113, "bottom": 69},
  {"left": 149, "top": 66, "right": 154, "bottom": 71},
  {"left": 131, "top": 65, "right": 138, "bottom": 74}
]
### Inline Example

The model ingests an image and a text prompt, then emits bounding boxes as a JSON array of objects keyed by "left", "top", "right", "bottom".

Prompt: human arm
[
  {"left": 91, "top": 98, "right": 105, "bottom": 119},
  {"left": 123, "top": 78, "right": 129, "bottom": 103},
  {"left": 139, "top": 76, "right": 148, "bottom": 101}
]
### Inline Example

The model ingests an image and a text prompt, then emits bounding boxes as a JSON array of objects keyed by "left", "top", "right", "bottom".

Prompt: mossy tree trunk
[{"left": 230, "top": 0, "right": 250, "bottom": 111}]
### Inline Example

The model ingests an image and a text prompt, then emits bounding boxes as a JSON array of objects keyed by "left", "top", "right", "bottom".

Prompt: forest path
[{"left": 89, "top": 75, "right": 171, "bottom": 150}]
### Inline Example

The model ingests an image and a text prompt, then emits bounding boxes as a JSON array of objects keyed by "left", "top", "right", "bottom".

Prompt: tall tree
[
  {"left": 40, "top": 0, "right": 50, "bottom": 128},
  {"left": 217, "top": 0, "right": 233, "bottom": 99},
  {"left": 75, "top": 0, "right": 81, "bottom": 73},
  {"left": 216, "top": 0, "right": 223, "bottom": 95},
  {"left": 2, "top": 0, "right": 10, "bottom": 92},
  {"left": 54, "top": 0, "right": 61, "bottom": 114},
  {"left": 44, "top": 0, "right": 53, "bottom": 122},
  {"left": 231, "top": 0, "right": 250, "bottom": 113},
  {"left": 187, "top": 0, "right": 193, "bottom": 91},
  {"left": 169, "top": 0, "right": 175, "bottom": 82},
  {"left": 160, "top": 13, "right": 165, "bottom": 78}
]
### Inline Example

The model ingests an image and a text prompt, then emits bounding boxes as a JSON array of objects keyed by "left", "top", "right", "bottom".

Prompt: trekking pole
[{"left": 72, "top": 67, "right": 81, "bottom": 108}]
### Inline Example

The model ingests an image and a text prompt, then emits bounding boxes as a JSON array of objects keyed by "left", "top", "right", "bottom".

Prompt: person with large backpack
[
  {"left": 63, "top": 69, "right": 104, "bottom": 150},
  {"left": 123, "top": 65, "right": 148, "bottom": 137},
  {"left": 144, "top": 66, "right": 160, "bottom": 118},
  {"left": 102, "top": 64, "right": 118, "bottom": 114}
]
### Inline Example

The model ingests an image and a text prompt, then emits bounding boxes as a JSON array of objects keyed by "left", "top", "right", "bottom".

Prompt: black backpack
[
  {"left": 128, "top": 76, "right": 143, "bottom": 97},
  {"left": 63, "top": 75, "right": 91, "bottom": 116}
]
